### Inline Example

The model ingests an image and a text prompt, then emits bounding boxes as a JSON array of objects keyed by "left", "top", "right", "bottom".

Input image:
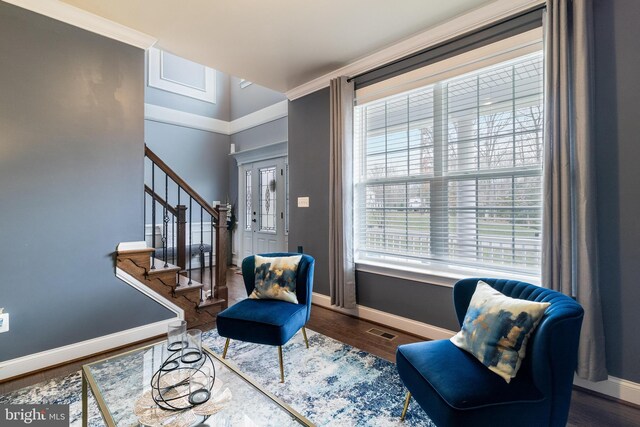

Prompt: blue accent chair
[
  {"left": 396, "top": 278, "right": 584, "bottom": 427},
  {"left": 216, "top": 253, "right": 315, "bottom": 382}
]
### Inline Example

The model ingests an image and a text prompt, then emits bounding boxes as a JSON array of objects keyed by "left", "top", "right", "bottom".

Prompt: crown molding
[
  {"left": 229, "top": 100, "right": 288, "bottom": 134},
  {"left": 145, "top": 101, "right": 288, "bottom": 136},
  {"left": 2, "top": 0, "right": 157, "bottom": 49},
  {"left": 285, "top": 0, "right": 544, "bottom": 100},
  {"left": 230, "top": 141, "right": 288, "bottom": 165},
  {"left": 145, "top": 103, "right": 231, "bottom": 134}
]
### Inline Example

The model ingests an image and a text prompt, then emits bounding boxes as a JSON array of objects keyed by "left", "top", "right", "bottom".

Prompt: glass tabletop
[{"left": 83, "top": 341, "right": 312, "bottom": 426}]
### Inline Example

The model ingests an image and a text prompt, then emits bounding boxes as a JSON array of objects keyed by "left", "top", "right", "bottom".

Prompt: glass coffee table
[{"left": 81, "top": 341, "right": 313, "bottom": 426}]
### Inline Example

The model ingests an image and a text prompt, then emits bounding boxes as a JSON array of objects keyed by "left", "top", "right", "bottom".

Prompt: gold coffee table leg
[{"left": 82, "top": 370, "right": 88, "bottom": 427}]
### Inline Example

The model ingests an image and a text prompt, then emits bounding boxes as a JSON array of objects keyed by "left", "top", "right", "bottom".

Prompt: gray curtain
[
  {"left": 543, "top": 0, "right": 607, "bottom": 381},
  {"left": 329, "top": 76, "right": 357, "bottom": 309}
]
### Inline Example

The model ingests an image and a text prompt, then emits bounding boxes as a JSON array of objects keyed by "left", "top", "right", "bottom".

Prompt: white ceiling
[{"left": 61, "top": 0, "right": 497, "bottom": 94}]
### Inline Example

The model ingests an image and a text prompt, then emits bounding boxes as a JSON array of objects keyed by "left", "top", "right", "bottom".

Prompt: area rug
[{"left": 0, "top": 329, "right": 435, "bottom": 426}]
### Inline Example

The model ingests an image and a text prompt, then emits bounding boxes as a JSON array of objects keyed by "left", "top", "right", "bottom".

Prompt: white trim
[
  {"left": 0, "top": 318, "right": 177, "bottom": 381},
  {"left": 148, "top": 48, "right": 217, "bottom": 103},
  {"left": 356, "top": 260, "right": 541, "bottom": 288},
  {"left": 229, "top": 100, "right": 288, "bottom": 134},
  {"left": 116, "top": 241, "right": 148, "bottom": 251},
  {"left": 311, "top": 292, "right": 455, "bottom": 340},
  {"left": 144, "top": 102, "right": 288, "bottom": 136},
  {"left": 2, "top": 0, "right": 157, "bottom": 49},
  {"left": 356, "top": 262, "right": 457, "bottom": 288},
  {"left": 230, "top": 141, "right": 288, "bottom": 166},
  {"left": 115, "top": 267, "right": 185, "bottom": 318},
  {"left": 285, "top": 0, "right": 544, "bottom": 100},
  {"left": 313, "top": 293, "right": 640, "bottom": 406},
  {"left": 145, "top": 103, "right": 230, "bottom": 134},
  {"left": 574, "top": 375, "right": 640, "bottom": 407},
  {"left": 239, "top": 79, "right": 253, "bottom": 89}
]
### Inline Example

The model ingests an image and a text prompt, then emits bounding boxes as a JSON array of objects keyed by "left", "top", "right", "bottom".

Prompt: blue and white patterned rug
[{"left": 0, "top": 329, "right": 435, "bottom": 426}]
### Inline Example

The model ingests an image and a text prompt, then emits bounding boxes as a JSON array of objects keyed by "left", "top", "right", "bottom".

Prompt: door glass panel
[
  {"left": 259, "top": 167, "right": 277, "bottom": 232},
  {"left": 245, "top": 170, "right": 252, "bottom": 230}
]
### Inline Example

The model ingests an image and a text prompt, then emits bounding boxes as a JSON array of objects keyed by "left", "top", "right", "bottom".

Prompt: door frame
[{"left": 232, "top": 141, "right": 288, "bottom": 265}]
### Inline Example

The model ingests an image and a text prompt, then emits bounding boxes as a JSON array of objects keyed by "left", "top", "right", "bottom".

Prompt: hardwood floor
[
  {"left": 308, "top": 304, "right": 640, "bottom": 427},
  {"left": 2, "top": 267, "right": 639, "bottom": 426}
]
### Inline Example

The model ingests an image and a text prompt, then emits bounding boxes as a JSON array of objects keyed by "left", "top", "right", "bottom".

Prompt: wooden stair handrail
[
  {"left": 144, "top": 185, "right": 178, "bottom": 216},
  {"left": 145, "top": 145, "right": 219, "bottom": 220}
]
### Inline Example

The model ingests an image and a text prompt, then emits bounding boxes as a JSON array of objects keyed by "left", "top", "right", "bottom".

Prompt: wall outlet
[
  {"left": 0, "top": 312, "right": 9, "bottom": 333},
  {"left": 297, "top": 197, "right": 310, "bottom": 208}
]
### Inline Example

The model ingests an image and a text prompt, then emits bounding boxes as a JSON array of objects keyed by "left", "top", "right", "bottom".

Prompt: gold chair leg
[
  {"left": 401, "top": 391, "right": 411, "bottom": 421},
  {"left": 278, "top": 346, "right": 285, "bottom": 383},
  {"left": 222, "top": 338, "right": 230, "bottom": 359},
  {"left": 302, "top": 327, "right": 309, "bottom": 349}
]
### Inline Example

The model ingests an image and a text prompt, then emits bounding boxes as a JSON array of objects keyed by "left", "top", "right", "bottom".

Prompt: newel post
[
  {"left": 176, "top": 205, "right": 187, "bottom": 270},
  {"left": 215, "top": 205, "right": 228, "bottom": 308}
]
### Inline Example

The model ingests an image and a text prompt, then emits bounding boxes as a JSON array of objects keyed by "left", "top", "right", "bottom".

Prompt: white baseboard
[
  {"left": 311, "top": 292, "right": 455, "bottom": 340},
  {"left": 312, "top": 292, "right": 640, "bottom": 406},
  {"left": 0, "top": 318, "right": 177, "bottom": 381},
  {"left": 116, "top": 267, "right": 185, "bottom": 318},
  {"left": 0, "top": 267, "right": 183, "bottom": 381},
  {"left": 574, "top": 375, "right": 640, "bottom": 406}
]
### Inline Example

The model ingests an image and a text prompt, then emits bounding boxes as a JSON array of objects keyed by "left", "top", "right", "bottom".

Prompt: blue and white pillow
[
  {"left": 450, "top": 281, "right": 550, "bottom": 382},
  {"left": 249, "top": 255, "right": 302, "bottom": 304}
]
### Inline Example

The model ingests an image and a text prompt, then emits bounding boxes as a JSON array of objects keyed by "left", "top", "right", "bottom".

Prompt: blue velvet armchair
[
  {"left": 216, "top": 253, "right": 315, "bottom": 382},
  {"left": 396, "top": 278, "right": 584, "bottom": 427}
]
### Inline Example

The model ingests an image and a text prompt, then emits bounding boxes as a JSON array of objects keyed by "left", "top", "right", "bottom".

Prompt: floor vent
[{"left": 366, "top": 328, "right": 397, "bottom": 340}]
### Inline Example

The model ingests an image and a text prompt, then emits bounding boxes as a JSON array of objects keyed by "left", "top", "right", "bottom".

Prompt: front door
[{"left": 240, "top": 157, "right": 287, "bottom": 259}]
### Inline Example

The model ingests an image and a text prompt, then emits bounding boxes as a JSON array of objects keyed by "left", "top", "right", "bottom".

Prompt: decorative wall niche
[{"left": 148, "top": 47, "right": 216, "bottom": 103}]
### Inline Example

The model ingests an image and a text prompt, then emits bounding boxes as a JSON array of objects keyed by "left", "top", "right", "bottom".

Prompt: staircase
[{"left": 116, "top": 145, "right": 229, "bottom": 328}]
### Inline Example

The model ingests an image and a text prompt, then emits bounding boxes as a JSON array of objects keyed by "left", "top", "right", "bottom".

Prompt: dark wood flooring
[{"left": 2, "top": 267, "right": 639, "bottom": 426}]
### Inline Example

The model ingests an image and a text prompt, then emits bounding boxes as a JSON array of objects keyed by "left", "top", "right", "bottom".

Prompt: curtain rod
[{"left": 346, "top": 3, "right": 546, "bottom": 84}]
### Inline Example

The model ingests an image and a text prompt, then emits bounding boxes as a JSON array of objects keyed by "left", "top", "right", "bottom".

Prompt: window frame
[{"left": 353, "top": 32, "right": 544, "bottom": 286}]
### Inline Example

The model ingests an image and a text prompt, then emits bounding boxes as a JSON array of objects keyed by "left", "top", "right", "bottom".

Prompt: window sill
[{"left": 355, "top": 260, "right": 541, "bottom": 288}]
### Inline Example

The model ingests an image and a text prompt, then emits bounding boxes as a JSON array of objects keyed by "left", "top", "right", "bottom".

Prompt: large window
[{"left": 354, "top": 48, "right": 543, "bottom": 278}]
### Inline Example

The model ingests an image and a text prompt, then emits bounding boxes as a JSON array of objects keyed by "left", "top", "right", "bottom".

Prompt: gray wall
[
  {"left": 593, "top": 0, "right": 640, "bottom": 383},
  {"left": 231, "top": 117, "right": 288, "bottom": 152},
  {"left": 0, "top": 3, "right": 173, "bottom": 361},
  {"left": 145, "top": 122, "right": 230, "bottom": 205},
  {"left": 146, "top": 70, "right": 230, "bottom": 121},
  {"left": 287, "top": 1, "right": 640, "bottom": 381},
  {"left": 288, "top": 89, "right": 331, "bottom": 295},
  {"left": 144, "top": 53, "right": 232, "bottom": 206},
  {"left": 288, "top": 88, "right": 458, "bottom": 329},
  {"left": 228, "top": 80, "right": 288, "bottom": 209},
  {"left": 229, "top": 76, "right": 286, "bottom": 120}
]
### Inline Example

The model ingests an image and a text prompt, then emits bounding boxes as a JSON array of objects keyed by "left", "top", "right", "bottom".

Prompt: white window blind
[{"left": 354, "top": 49, "right": 544, "bottom": 278}]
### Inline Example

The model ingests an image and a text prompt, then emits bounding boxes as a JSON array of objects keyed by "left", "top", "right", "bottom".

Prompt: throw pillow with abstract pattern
[
  {"left": 450, "top": 281, "right": 550, "bottom": 382},
  {"left": 249, "top": 255, "right": 302, "bottom": 304}
]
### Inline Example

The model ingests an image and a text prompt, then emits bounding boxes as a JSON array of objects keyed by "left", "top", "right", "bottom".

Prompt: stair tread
[
  {"left": 118, "top": 247, "right": 155, "bottom": 255},
  {"left": 199, "top": 298, "right": 225, "bottom": 308},
  {"left": 173, "top": 275, "right": 206, "bottom": 294},
  {"left": 147, "top": 258, "right": 181, "bottom": 275}
]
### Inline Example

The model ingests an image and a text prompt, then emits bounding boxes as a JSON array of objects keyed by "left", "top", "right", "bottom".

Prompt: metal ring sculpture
[{"left": 150, "top": 342, "right": 216, "bottom": 411}]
